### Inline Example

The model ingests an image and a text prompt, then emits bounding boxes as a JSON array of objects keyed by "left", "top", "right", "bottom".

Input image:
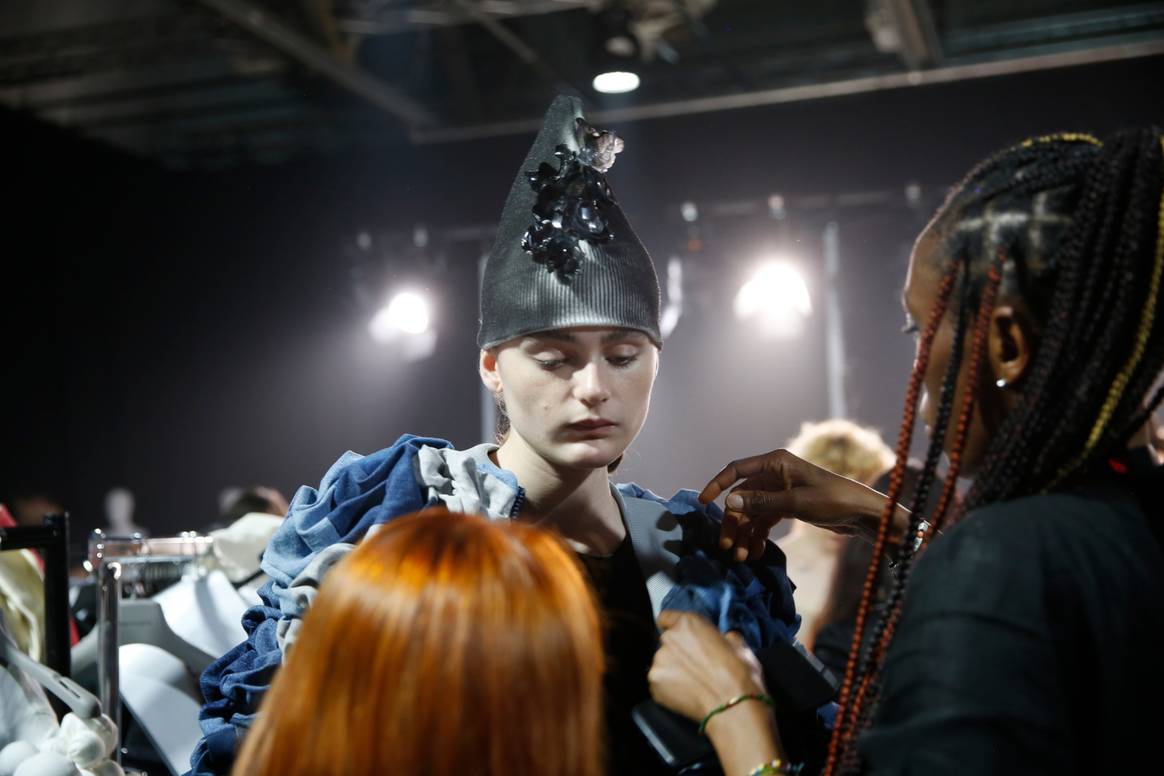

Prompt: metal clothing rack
[
  {"left": 0, "top": 512, "right": 71, "bottom": 678},
  {"left": 89, "top": 529, "right": 216, "bottom": 752}
]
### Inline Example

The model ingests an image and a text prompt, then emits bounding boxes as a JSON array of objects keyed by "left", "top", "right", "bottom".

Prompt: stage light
[
  {"left": 593, "top": 71, "right": 640, "bottom": 94},
  {"left": 734, "top": 261, "right": 812, "bottom": 338},
  {"left": 369, "top": 290, "right": 431, "bottom": 342}
]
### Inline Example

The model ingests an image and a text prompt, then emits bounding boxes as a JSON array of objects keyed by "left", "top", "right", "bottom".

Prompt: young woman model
[
  {"left": 189, "top": 96, "right": 800, "bottom": 776},
  {"left": 650, "top": 130, "right": 1164, "bottom": 775},
  {"left": 231, "top": 510, "right": 605, "bottom": 776}
]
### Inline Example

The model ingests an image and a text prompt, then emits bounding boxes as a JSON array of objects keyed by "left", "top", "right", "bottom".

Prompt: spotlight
[
  {"left": 734, "top": 261, "right": 812, "bottom": 338},
  {"left": 592, "top": 70, "right": 640, "bottom": 94},
  {"left": 369, "top": 290, "right": 431, "bottom": 342}
]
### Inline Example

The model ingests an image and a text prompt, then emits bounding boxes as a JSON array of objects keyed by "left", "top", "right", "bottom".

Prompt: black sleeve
[{"left": 857, "top": 512, "right": 1072, "bottom": 775}]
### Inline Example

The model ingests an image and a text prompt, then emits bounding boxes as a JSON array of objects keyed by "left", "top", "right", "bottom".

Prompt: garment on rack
[
  {"left": 188, "top": 434, "right": 801, "bottom": 776},
  {"left": 208, "top": 514, "right": 283, "bottom": 586},
  {"left": 0, "top": 506, "right": 79, "bottom": 650},
  {"left": 0, "top": 550, "right": 44, "bottom": 664},
  {"left": 0, "top": 615, "right": 123, "bottom": 776}
]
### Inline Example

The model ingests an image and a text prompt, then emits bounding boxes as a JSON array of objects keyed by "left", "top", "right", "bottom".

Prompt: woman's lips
[{"left": 566, "top": 419, "right": 618, "bottom": 437}]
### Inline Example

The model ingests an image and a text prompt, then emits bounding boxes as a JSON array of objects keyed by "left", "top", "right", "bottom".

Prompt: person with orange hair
[{"left": 232, "top": 508, "right": 605, "bottom": 776}]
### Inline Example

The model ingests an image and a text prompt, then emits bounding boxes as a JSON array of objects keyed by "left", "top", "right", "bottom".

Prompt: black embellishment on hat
[{"left": 521, "top": 119, "right": 623, "bottom": 282}]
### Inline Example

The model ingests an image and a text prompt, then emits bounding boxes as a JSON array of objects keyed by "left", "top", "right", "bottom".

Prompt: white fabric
[
  {"left": 118, "top": 644, "right": 202, "bottom": 776},
  {"left": 274, "top": 543, "right": 354, "bottom": 653},
  {"left": 152, "top": 571, "right": 249, "bottom": 661},
  {"left": 209, "top": 513, "right": 284, "bottom": 584},
  {"left": 414, "top": 443, "right": 519, "bottom": 519},
  {"left": 0, "top": 663, "right": 56, "bottom": 753},
  {"left": 10, "top": 751, "right": 76, "bottom": 776},
  {"left": 0, "top": 661, "right": 122, "bottom": 776}
]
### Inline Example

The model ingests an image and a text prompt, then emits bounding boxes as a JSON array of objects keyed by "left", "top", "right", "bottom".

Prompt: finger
[
  {"left": 726, "top": 489, "right": 800, "bottom": 520},
  {"left": 724, "top": 631, "right": 747, "bottom": 650},
  {"left": 720, "top": 507, "right": 744, "bottom": 551},
  {"left": 699, "top": 452, "right": 782, "bottom": 504},
  {"left": 657, "top": 609, "right": 687, "bottom": 631},
  {"left": 747, "top": 525, "right": 768, "bottom": 563}
]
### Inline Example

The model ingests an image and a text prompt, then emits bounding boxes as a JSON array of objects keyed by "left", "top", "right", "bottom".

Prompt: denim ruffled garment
[{"left": 189, "top": 436, "right": 808, "bottom": 774}]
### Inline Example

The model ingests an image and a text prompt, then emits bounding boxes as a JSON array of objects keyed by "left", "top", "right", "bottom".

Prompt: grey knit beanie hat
[{"left": 477, "top": 95, "right": 662, "bottom": 349}]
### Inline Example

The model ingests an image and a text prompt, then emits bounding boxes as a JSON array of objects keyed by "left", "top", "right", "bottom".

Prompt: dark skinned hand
[{"left": 698, "top": 448, "right": 906, "bottom": 562}]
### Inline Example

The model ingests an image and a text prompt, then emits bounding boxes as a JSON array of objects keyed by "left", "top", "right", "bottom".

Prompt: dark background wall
[{"left": 4, "top": 55, "right": 1161, "bottom": 541}]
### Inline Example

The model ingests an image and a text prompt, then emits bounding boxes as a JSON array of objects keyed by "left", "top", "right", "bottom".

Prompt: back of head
[
  {"left": 925, "top": 129, "right": 1164, "bottom": 510},
  {"left": 828, "top": 129, "right": 1164, "bottom": 772},
  {"left": 234, "top": 509, "right": 605, "bottom": 776},
  {"left": 787, "top": 419, "right": 895, "bottom": 486}
]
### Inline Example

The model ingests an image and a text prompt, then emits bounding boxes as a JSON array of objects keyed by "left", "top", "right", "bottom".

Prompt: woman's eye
[
  {"left": 536, "top": 358, "right": 565, "bottom": 369},
  {"left": 608, "top": 354, "right": 638, "bottom": 367}
]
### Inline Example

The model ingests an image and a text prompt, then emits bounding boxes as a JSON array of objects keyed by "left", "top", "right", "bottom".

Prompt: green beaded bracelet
[
  {"left": 697, "top": 692, "right": 775, "bottom": 734},
  {"left": 746, "top": 757, "right": 803, "bottom": 775}
]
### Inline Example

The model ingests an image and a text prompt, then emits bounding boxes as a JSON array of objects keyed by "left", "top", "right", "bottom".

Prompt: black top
[
  {"left": 576, "top": 535, "right": 671, "bottom": 776},
  {"left": 860, "top": 473, "right": 1164, "bottom": 774}
]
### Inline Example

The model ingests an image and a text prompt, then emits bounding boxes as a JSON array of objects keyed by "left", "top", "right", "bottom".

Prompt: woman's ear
[
  {"left": 479, "top": 349, "right": 503, "bottom": 394},
  {"left": 988, "top": 305, "right": 1033, "bottom": 388}
]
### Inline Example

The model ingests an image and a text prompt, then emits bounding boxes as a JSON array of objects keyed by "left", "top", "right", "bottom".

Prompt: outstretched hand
[{"left": 699, "top": 448, "right": 903, "bottom": 561}]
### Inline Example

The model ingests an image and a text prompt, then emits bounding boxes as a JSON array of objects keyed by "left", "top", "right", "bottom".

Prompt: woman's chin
[{"left": 553, "top": 440, "right": 626, "bottom": 471}]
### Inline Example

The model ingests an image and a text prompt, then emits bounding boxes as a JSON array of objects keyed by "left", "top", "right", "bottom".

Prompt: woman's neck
[{"left": 495, "top": 435, "right": 626, "bottom": 555}]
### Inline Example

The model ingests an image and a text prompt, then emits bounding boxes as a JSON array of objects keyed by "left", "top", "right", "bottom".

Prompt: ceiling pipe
[
  {"left": 411, "top": 38, "right": 1164, "bottom": 143},
  {"left": 194, "top": 0, "right": 437, "bottom": 127}
]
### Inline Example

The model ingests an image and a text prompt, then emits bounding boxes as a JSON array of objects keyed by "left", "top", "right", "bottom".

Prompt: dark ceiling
[{"left": 2, "top": 0, "right": 1162, "bottom": 168}]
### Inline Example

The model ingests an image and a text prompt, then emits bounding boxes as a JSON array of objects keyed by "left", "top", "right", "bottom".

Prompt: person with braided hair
[{"left": 647, "top": 128, "right": 1164, "bottom": 775}]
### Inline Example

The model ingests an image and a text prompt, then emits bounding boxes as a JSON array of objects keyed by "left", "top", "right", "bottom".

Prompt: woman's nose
[{"left": 574, "top": 362, "right": 611, "bottom": 407}]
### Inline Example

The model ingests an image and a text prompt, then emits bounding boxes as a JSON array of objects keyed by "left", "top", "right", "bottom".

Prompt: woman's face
[
  {"left": 481, "top": 326, "right": 659, "bottom": 471},
  {"left": 903, "top": 231, "right": 1004, "bottom": 476}
]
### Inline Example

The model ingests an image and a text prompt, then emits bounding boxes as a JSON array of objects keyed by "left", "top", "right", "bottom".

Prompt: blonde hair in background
[{"left": 787, "top": 419, "right": 895, "bottom": 486}]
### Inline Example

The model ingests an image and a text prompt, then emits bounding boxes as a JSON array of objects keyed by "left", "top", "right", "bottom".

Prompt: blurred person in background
[
  {"left": 5, "top": 491, "right": 64, "bottom": 529},
  {"left": 776, "top": 420, "right": 893, "bottom": 648}
]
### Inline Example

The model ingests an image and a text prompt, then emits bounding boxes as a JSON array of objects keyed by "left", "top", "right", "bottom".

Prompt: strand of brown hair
[
  {"left": 822, "top": 264, "right": 958, "bottom": 776},
  {"left": 840, "top": 255, "right": 1006, "bottom": 762}
]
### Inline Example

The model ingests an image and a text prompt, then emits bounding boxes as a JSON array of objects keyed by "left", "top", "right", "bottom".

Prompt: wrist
[
  {"left": 705, "top": 703, "right": 783, "bottom": 771},
  {"left": 855, "top": 485, "right": 910, "bottom": 544}
]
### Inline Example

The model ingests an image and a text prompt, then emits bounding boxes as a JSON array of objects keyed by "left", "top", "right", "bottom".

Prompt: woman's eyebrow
[
  {"left": 535, "top": 330, "right": 577, "bottom": 343},
  {"left": 602, "top": 329, "right": 645, "bottom": 344}
]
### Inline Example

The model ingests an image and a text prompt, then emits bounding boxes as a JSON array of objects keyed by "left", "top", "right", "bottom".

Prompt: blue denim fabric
[
  {"left": 190, "top": 454, "right": 804, "bottom": 775},
  {"left": 617, "top": 484, "right": 801, "bottom": 651},
  {"left": 188, "top": 435, "right": 449, "bottom": 776},
  {"left": 622, "top": 486, "right": 837, "bottom": 733},
  {"left": 260, "top": 435, "right": 451, "bottom": 601}
]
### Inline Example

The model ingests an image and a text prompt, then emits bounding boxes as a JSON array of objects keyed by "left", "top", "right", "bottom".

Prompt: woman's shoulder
[
  {"left": 262, "top": 435, "right": 456, "bottom": 587},
  {"left": 911, "top": 484, "right": 1162, "bottom": 622},
  {"left": 939, "top": 483, "right": 1153, "bottom": 562}
]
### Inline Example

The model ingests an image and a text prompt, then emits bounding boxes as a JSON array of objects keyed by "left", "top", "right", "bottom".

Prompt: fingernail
[
  {"left": 719, "top": 536, "right": 733, "bottom": 550},
  {"left": 735, "top": 546, "right": 748, "bottom": 563},
  {"left": 726, "top": 494, "right": 742, "bottom": 509}
]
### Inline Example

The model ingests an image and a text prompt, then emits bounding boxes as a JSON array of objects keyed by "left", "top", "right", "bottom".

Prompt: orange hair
[{"left": 233, "top": 509, "right": 605, "bottom": 776}]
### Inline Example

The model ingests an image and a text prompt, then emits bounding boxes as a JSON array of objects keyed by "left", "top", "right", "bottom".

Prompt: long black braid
[{"left": 829, "top": 129, "right": 1164, "bottom": 774}]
